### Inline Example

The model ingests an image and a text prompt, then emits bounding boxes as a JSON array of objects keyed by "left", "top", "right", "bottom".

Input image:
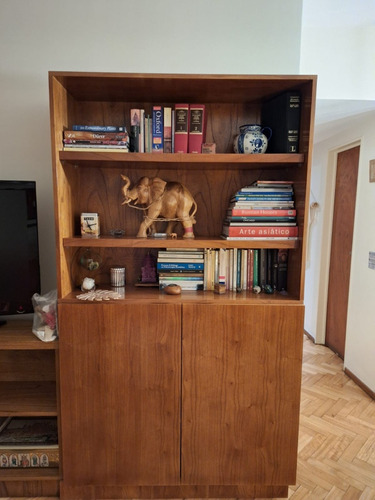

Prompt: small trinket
[
  {"left": 163, "top": 284, "right": 181, "bottom": 295},
  {"left": 81, "top": 277, "right": 96, "bottom": 292},
  {"left": 253, "top": 285, "right": 261, "bottom": 294}
]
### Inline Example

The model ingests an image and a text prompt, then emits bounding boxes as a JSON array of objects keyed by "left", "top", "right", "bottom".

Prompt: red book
[
  {"left": 230, "top": 208, "right": 296, "bottom": 217},
  {"left": 188, "top": 104, "right": 206, "bottom": 153},
  {"left": 174, "top": 104, "right": 189, "bottom": 153},
  {"left": 222, "top": 225, "right": 298, "bottom": 238}
]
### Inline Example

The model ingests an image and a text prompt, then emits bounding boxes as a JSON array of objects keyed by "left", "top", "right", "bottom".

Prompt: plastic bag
[{"left": 32, "top": 289, "right": 58, "bottom": 342}]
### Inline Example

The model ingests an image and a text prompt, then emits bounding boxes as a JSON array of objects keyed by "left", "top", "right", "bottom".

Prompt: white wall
[
  {"left": 0, "top": 0, "right": 303, "bottom": 293},
  {"left": 304, "top": 110, "right": 375, "bottom": 392},
  {"left": 300, "top": 0, "right": 375, "bottom": 100}
]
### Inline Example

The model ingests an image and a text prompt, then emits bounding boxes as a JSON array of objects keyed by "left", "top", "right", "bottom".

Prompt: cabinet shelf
[
  {"left": 63, "top": 236, "right": 299, "bottom": 249},
  {"left": 0, "top": 381, "right": 57, "bottom": 417},
  {"left": 60, "top": 150, "right": 304, "bottom": 169},
  {"left": 0, "top": 467, "right": 60, "bottom": 481},
  {"left": 62, "top": 286, "right": 301, "bottom": 305},
  {"left": 0, "top": 322, "right": 58, "bottom": 350}
]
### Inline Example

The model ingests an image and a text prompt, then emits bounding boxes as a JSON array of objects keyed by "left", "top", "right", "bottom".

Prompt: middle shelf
[{"left": 63, "top": 236, "right": 300, "bottom": 250}]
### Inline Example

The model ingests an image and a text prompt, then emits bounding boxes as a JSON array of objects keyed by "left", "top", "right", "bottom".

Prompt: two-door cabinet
[{"left": 49, "top": 71, "right": 316, "bottom": 499}]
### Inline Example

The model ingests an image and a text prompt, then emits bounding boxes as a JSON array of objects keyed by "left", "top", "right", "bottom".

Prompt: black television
[{"left": 0, "top": 180, "right": 41, "bottom": 317}]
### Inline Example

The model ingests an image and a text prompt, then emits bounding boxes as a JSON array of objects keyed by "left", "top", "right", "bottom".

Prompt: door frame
[{"left": 315, "top": 140, "right": 361, "bottom": 346}]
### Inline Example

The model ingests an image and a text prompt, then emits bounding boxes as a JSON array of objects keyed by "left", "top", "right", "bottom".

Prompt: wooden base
[{"left": 60, "top": 482, "right": 289, "bottom": 499}]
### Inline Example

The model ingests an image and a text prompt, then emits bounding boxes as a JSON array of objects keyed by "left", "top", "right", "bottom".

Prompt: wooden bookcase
[
  {"left": 0, "top": 321, "right": 60, "bottom": 497},
  {"left": 49, "top": 72, "right": 316, "bottom": 499}
]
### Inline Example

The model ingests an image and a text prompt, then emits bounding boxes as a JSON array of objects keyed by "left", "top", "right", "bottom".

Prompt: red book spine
[
  {"left": 174, "top": 104, "right": 189, "bottom": 153},
  {"left": 188, "top": 104, "right": 206, "bottom": 153},
  {"left": 223, "top": 226, "right": 298, "bottom": 237},
  {"left": 230, "top": 208, "right": 296, "bottom": 217}
]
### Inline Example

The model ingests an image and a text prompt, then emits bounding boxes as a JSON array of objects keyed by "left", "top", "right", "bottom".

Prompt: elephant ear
[{"left": 149, "top": 177, "right": 167, "bottom": 203}]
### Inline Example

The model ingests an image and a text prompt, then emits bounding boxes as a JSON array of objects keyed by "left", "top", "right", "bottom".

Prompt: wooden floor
[{"left": 1, "top": 335, "right": 374, "bottom": 500}]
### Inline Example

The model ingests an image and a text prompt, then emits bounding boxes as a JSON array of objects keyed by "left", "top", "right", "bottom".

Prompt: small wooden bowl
[{"left": 164, "top": 284, "right": 181, "bottom": 295}]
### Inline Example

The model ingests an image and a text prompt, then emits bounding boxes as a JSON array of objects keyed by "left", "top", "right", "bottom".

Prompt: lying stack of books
[
  {"left": 157, "top": 249, "right": 204, "bottom": 290},
  {"left": 62, "top": 125, "right": 129, "bottom": 152},
  {"left": 222, "top": 181, "right": 297, "bottom": 240}
]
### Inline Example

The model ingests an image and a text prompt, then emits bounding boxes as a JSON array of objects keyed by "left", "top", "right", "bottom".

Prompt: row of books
[
  {"left": 156, "top": 248, "right": 288, "bottom": 293},
  {"left": 222, "top": 180, "right": 298, "bottom": 240},
  {"left": 62, "top": 126, "right": 129, "bottom": 152},
  {"left": 204, "top": 248, "right": 288, "bottom": 293},
  {"left": 129, "top": 104, "right": 206, "bottom": 154}
]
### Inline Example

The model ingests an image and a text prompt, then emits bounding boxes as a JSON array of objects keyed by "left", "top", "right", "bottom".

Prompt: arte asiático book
[{"left": 222, "top": 225, "right": 298, "bottom": 238}]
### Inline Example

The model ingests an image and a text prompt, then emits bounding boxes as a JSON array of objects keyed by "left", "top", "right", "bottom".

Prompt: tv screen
[{"left": 0, "top": 181, "right": 41, "bottom": 316}]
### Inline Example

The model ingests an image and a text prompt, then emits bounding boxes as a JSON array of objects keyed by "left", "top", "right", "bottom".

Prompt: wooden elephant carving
[{"left": 121, "top": 175, "right": 197, "bottom": 238}]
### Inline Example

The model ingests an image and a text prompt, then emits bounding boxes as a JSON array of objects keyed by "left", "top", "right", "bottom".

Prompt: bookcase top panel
[{"left": 49, "top": 72, "right": 317, "bottom": 104}]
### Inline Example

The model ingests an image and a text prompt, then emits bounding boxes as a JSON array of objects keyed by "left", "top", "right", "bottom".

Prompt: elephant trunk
[{"left": 121, "top": 174, "right": 132, "bottom": 205}]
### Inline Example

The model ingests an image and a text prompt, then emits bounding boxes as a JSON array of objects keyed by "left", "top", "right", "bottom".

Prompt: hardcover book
[
  {"left": 188, "top": 104, "right": 206, "bottom": 153},
  {"left": 261, "top": 91, "right": 301, "bottom": 153},
  {"left": 152, "top": 106, "right": 164, "bottom": 152},
  {"left": 222, "top": 225, "right": 298, "bottom": 238},
  {"left": 72, "top": 125, "right": 126, "bottom": 132},
  {"left": 174, "top": 104, "right": 189, "bottom": 153},
  {"left": 130, "top": 109, "right": 141, "bottom": 152},
  {"left": 63, "top": 131, "right": 129, "bottom": 141},
  {"left": 163, "top": 107, "right": 172, "bottom": 153}
]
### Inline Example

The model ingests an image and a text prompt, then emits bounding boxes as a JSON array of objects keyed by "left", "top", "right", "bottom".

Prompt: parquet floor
[
  {"left": 285, "top": 335, "right": 375, "bottom": 499},
  {"left": 1, "top": 335, "right": 374, "bottom": 500}
]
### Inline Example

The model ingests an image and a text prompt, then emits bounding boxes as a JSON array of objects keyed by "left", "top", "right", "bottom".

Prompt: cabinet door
[
  {"left": 182, "top": 304, "right": 304, "bottom": 486},
  {"left": 59, "top": 302, "right": 181, "bottom": 485}
]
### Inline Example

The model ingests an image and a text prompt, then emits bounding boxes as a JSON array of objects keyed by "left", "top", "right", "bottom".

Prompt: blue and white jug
[{"left": 233, "top": 124, "right": 272, "bottom": 154}]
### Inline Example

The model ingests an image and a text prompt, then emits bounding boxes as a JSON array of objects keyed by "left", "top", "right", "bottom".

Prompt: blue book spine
[
  {"left": 233, "top": 195, "right": 293, "bottom": 201},
  {"left": 152, "top": 106, "right": 164, "bottom": 152},
  {"left": 72, "top": 125, "right": 126, "bottom": 132},
  {"left": 157, "top": 262, "right": 204, "bottom": 270}
]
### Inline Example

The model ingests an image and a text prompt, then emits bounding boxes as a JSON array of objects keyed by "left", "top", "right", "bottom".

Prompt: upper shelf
[
  {"left": 59, "top": 151, "right": 305, "bottom": 169},
  {"left": 50, "top": 71, "right": 316, "bottom": 104}
]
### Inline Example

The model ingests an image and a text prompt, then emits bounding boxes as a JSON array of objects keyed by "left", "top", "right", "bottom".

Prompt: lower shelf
[
  {"left": 0, "top": 381, "right": 57, "bottom": 416},
  {"left": 0, "top": 466, "right": 59, "bottom": 481}
]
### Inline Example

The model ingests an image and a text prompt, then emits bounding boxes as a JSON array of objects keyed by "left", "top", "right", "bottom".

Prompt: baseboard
[
  {"left": 344, "top": 368, "right": 375, "bottom": 400},
  {"left": 303, "top": 329, "right": 315, "bottom": 342},
  {"left": 303, "top": 330, "right": 374, "bottom": 400}
]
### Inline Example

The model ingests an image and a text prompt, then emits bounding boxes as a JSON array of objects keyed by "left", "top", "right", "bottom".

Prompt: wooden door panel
[
  {"left": 182, "top": 304, "right": 304, "bottom": 485},
  {"left": 59, "top": 302, "right": 181, "bottom": 485},
  {"left": 326, "top": 146, "right": 359, "bottom": 357}
]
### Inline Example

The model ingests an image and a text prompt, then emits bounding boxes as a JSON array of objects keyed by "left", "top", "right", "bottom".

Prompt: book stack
[
  {"left": 63, "top": 125, "right": 129, "bottom": 152},
  {"left": 203, "top": 247, "right": 288, "bottom": 293},
  {"left": 221, "top": 181, "right": 297, "bottom": 240},
  {"left": 157, "top": 249, "right": 204, "bottom": 290}
]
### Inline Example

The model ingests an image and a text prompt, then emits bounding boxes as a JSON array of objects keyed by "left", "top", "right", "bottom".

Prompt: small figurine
[{"left": 121, "top": 175, "right": 197, "bottom": 238}]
